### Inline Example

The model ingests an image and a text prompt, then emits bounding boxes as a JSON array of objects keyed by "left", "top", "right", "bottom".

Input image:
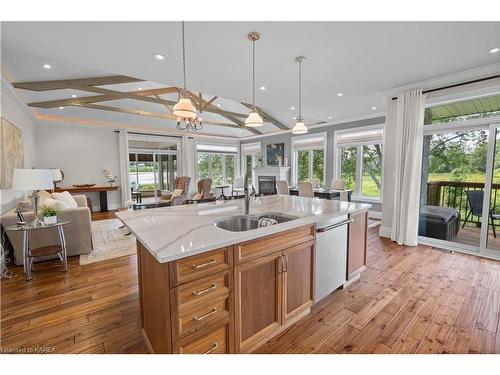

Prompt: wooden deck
[
  {"left": 1, "top": 226, "right": 500, "bottom": 354},
  {"left": 454, "top": 225, "right": 500, "bottom": 251}
]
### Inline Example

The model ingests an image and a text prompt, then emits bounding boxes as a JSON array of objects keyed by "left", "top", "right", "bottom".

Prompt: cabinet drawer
[
  {"left": 169, "top": 247, "right": 232, "bottom": 286},
  {"left": 171, "top": 270, "right": 231, "bottom": 313},
  {"left": 177, "top": 324, "right": 229, "bottom": 354},
  {"left": 235, "top": 225, "right": 315, "bottom": 264},
  {"left": 174, "top": 294, "right": 230, "bottom": 338}
]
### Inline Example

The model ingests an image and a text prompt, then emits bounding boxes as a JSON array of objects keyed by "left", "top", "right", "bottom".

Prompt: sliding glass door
[{"left": 418, "top": 94, "right": 500, "bottom": 259}]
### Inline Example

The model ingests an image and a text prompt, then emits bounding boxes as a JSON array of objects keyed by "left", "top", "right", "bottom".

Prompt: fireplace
[{"left": 258, "top": 176, "right": 276, "bottom": 195}]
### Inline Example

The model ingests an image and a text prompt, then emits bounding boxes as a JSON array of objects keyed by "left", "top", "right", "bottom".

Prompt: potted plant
[{"left": 40, "top": 206, "right": 60, "bottom": 225}]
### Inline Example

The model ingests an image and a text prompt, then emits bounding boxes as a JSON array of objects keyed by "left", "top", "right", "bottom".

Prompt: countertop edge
[{"left": 117, "top": 204, "right": 370, "bottom": 264}]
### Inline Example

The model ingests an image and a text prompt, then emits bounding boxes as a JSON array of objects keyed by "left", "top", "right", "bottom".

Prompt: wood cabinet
[
  {"left": 137, "top": 223, "right": 319, "bottom": 354},
  {"left": 234, "top": 233, "right": 315, "bottom": 353},
  {"left": 234, "top": 253, "right": 283, "bottom": 352},
  {"left": 347, "top": 211, "right": 368, "bottom": 281},
  {"left": 283, "top": 240, "right": 315, "bottom": 324}
]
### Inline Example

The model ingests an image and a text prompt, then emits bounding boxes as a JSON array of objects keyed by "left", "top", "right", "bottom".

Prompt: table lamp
[{"left": 11, "top": 169, "right": 54, "bottom": 226}]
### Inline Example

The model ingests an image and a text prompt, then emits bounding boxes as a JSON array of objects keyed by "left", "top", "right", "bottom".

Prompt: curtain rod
[{"left": 391, "top": 74, "right": 500, "bottom": 100}]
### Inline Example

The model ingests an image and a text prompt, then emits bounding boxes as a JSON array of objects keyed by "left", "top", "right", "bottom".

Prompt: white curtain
[
  {"left": 182, "top": 136, "right": 197, "bottom": 194},
  {"left": 391, "top": 89, "right": 426, "bottom": 246},
  {"left": 118, "top": 130, "right": 131, "bottom": 206}
]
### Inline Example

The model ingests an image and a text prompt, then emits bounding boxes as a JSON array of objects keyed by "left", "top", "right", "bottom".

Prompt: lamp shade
[
  {"left": 11, "top": 169, "right": 54, "bottom": 191},
  {"left": 173, "top": 97, "right": 197, "bottom": 119},
  {"left": 51, "top": 168, "right": 63, "bottom": 182},
  {"left": 292, "top": 121, "right": 308, "bottom": 134},
  {"left": 245, "top": 111, "right": 264, "bottom": 127}
]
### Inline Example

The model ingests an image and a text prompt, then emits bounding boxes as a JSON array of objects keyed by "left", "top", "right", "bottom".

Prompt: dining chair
[
  {"left": 232, "top": 176, "right": 245, "bottom": 196},
  {"left": 298, "top": 181, "right": 314, "bottom": 198},
  {"left": 307, "top": 177, "right": 321, "bottom": 188},
  {"left": 331, "top": 179, "right": 346, "bottom": 190},
  {"left": 276, "top": 180, "right": 290, "bottom": 195}
]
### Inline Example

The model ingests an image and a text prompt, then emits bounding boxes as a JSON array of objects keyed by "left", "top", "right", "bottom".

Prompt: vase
[{"left": 44, "top": 216, "right": 57, "bottom": 225}]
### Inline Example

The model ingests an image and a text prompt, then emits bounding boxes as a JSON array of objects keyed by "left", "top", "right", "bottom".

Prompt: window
[
  {"left": 196, "top": 143, "right": 238, "bottom": 185},
  {"left": 241, "top": 142, "right": 261, "bottom": 186},
  {"left": 292, "top": 133, "right": 327, "bottom": 185},
  {"left": 335, "top": 126, "right": 384, "bottom": 199},
  {"left": 128, "top": 134, "right": 180, "bottom": 200}
]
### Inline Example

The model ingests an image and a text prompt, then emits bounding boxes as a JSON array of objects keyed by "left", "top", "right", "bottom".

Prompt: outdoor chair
[{"left": 463, "top": 190, "right": 500, "bottom": 238}]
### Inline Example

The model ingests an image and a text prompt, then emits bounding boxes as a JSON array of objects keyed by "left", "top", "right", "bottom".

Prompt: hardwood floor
[{"left": 1, "top": 226, "right": 500, "bottom": 354}]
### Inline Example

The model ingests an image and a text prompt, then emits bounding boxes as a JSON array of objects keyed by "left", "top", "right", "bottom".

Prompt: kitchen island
[{"left": 116, "top": 195, "right": 370, "bottom": 354}]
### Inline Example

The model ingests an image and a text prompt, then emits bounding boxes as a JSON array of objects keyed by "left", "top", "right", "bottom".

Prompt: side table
[{"left": 5, "top": 220, "right": 71, "bottom": 281}]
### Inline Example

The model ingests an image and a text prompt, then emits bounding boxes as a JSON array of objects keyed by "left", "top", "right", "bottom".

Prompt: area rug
[{"left": 80, "top": 218, "right": 136, "bottom": 265}]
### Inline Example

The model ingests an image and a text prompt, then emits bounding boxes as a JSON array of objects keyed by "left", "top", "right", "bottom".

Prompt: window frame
[
  {"left": 333, "top": 124, "right": 385, "bottom": 202},
  {"left": 291, "top": 132, "right": 327, "bottom": 185}
]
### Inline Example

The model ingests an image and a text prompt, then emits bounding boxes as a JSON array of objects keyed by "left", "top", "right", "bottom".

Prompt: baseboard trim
[{"left": 379, "top": 225, "right": 392, "bottom": 238}]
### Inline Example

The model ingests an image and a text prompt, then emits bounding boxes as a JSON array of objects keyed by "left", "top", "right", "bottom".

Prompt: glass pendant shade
[
  {"left": 245, "top": 110, "right": 264, "bottom": 127},
  {"left": 173, "top": 97, "right": 197, "bottom": 119},
  {"left": 292, "top": 120, "right": 308, "bottom": 134}
]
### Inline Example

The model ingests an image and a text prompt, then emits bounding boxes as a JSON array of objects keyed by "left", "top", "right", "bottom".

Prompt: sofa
[{"left": 1, "top": 194, "right": 92, "bottom": 265}]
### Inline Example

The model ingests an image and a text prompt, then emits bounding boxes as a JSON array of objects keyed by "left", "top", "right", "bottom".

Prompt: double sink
[{"left": 215, "top": 212, "right": 298, "bottom": 232}]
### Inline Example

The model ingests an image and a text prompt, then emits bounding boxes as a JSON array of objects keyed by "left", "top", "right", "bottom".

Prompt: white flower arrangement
[{"left": 103, "top": 169, "right": 118, "bottom": 184}]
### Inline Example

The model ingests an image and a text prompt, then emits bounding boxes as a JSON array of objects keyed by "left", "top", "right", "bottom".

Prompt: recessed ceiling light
[
  {"left": 71, "top": 94, "right": 77, "bottom": 98},
  {"left": 43, "top": 64, "right": 51, "bottom": 69},
  {"left": 59, "top": 106, "right": 64, "bottom": 110},
  {"left": 293, "top": 117, "right": 297, "bottom": 120},
  {"left": 154, "top": 53, "right": 165, "bottom": 60},
  {"left": 328, "top": 116, "right": 332, "bottom": 120},
  {"left": 490, "top": 47, "right": 500, "bottom": 54},
  {"left": 371, "top": 106, "right": 377, "bottom": 110},
  {"left": 337, "top": 92, "right": 343, "bottom": 97},
  {"left": 290, "top": 106, "right": 295, "bottom": 110},
  {"left": 259, "top": 86, "right": 266, "bottom": 91},
  {"left": 216, "top": 103, "right": 221, "bottom": 107}
]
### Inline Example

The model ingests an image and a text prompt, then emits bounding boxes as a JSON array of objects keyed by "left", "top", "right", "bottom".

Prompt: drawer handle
[
  {"left": 191, "top": 259, "right": 216, "bottom": 270},
  {"left": 193, "top": 308, "right": 218, "bottom": 321},
  {"left": 192, "top": 283, "right": 217, "bottom": 296},
  {"left": 204, "top": 342, "right": 218, "bottom": 354}
]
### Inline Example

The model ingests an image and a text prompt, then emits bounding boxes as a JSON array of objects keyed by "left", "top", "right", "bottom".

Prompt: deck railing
[{"left": 426, "top": 181, "right": 500, "bottom": 225}]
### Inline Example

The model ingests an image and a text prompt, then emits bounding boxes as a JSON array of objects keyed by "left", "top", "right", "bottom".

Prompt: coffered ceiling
[{"left": 2, "top": 21, "right": 500, "bottom": 138}]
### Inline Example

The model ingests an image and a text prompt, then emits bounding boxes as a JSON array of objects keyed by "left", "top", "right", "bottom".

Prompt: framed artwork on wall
[
  {"left": 266, "top": 143, "right": 284, "bottom": 166},
  {"left": 0, "top": 117, "right": 24, "bottom": 188}
]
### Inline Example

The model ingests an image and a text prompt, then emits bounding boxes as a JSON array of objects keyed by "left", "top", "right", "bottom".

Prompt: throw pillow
[
  {"left": 193, "top": 193, "right": 203, "bottom": 200},
  {"left": 51, "top": 191, "right": 78, "bottom": 208},
  {"left": 37, "top": 190, "right": 53, "bottom": 200},
  {"left": 40, "top": 197, "right": 69, "bottom": 210},
  {"left": 172, "top": 188, "right": 184, "bottom": 197}
]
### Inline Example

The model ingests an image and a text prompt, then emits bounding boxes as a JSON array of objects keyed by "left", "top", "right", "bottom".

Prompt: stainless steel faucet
[{"left": 243, "top": 173, "right": 256, "bottom": 215}]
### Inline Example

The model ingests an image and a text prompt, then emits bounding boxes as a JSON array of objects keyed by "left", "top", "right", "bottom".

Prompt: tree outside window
[
  {"left": 340, "top": 146, "right": 357, "bottom": 191},
  {"left": 362, "top": 145, "right": 383, "bottom": 197},
  {"left": 197, "top": 152, "right": 236, "bottom": 185},
  {"left": 297, "top": 150, "right": 310, "bottom": 182},
  {"left": 312, "top": 150, "right": 325, "bottom": 185}
]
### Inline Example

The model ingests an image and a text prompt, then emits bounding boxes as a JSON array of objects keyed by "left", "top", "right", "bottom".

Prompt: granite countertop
[{"left": 116, "top": 195, "right": 371, "bottom": 263}]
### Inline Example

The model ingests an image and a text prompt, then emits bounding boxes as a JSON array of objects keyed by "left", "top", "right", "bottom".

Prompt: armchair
[{"left": 161, "top": 176, "right": 191, "bottom": 206}]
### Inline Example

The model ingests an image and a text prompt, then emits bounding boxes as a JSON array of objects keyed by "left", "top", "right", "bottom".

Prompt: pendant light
[
  {"left": 173, "top": 21, "right": 202, "bottom": 132},
  {"left": 292, "top": 56, "right": 308, "bottom": 134},
  {"left": 245, "top": 32, "right": 264, "bottom": 127}
]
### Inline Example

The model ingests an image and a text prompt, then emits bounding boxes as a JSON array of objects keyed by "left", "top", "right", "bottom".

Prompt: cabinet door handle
[
  {"left": 192, "top": 283, "right": 217, "bottom": 296},
  {"left": 284, "top": 254, "right": 289, "bottom": 273},
  {"left": 193, "top": 308, "right": 217, "bottom": 321},
  {"left": 278, "top": 255, "right": 284, "bottom": 274},
  {"left": 191, "top": 258, "right": 216, "bottom": 270},
  {"left": 204, "top": 342, "right": 219, "bottom": 354}
]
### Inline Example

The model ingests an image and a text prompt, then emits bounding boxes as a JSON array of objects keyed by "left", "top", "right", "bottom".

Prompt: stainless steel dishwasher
[{"left": 314, "top": 214, "right": 352, "bottom": 302}]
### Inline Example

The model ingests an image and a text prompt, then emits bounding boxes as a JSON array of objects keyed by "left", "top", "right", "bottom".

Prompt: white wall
[
  {"left": 35, "top": 124, "right": 122, "bottom": 211},
  {"left": 0, "top": 78, "right": 37, "bottom": 213}
]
